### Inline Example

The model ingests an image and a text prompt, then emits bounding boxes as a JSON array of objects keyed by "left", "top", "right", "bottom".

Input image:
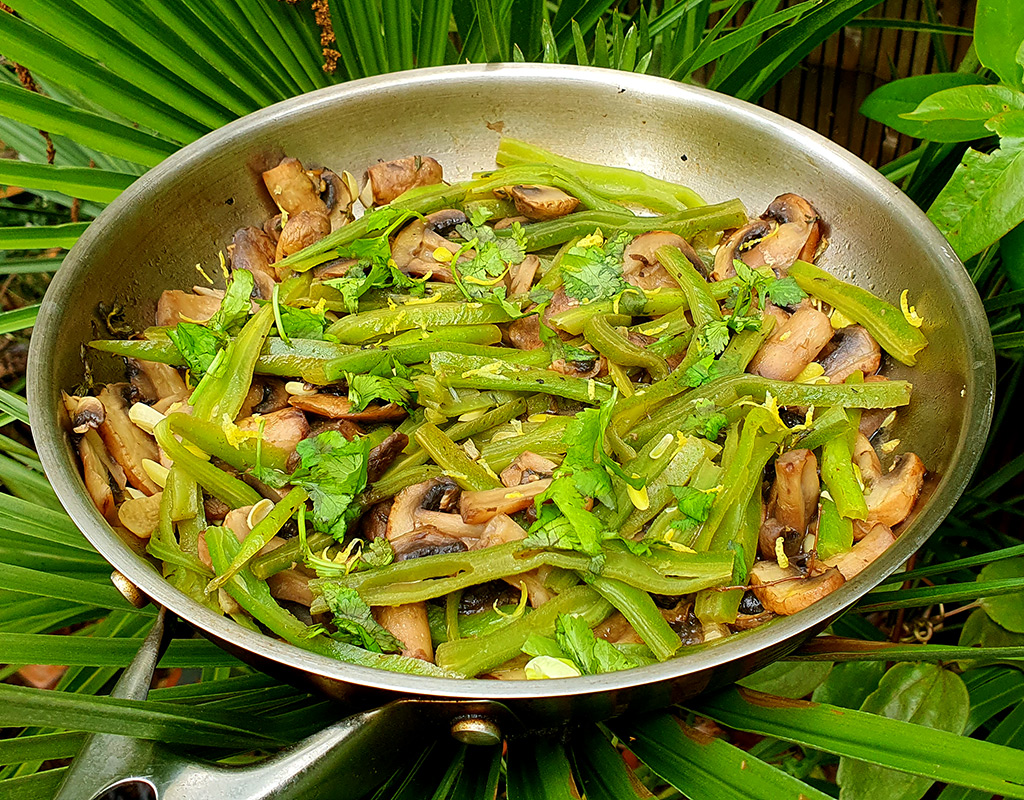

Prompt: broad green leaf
[
  {"left": 738, "top": 660, "right": 833, "bottom": 699},
  {"left": 618, "top": 712, "right": 832, "bottom": 800},
  {"left": 959, "top": 608, "right": 1024, "bottom": 669},
  {"left": 978, "top": 557, "right": 1024, "bottom": 632},
  {"left": 900, "top": 84, "right": 1024, "bottom": 142},
  {"left": 928, "top": 111, "right": 1024, "bottom": 259},
  {"left": 974, "top": 0, "right": 1024, "bottom": 89},
  {"left": 693, "top": 687, "right": 1024, "bottom": 797},
  {"left": 570, "top": 726, "right": 647, "bottom": 800},
  {"left": 861, "top": 73, "right": 990, "bottom": 140},
  {"left": 837, "top": 664, "right": 969, "bottom": 800},
  {"left": 812, "top": 661, "right": 887, "bottom": 709},
  {"left": 506, "top": 736, "right": 576, "bottom": 800},
  {"left": 1001, "top": 220, "right": 1024, "bottom": 290}
]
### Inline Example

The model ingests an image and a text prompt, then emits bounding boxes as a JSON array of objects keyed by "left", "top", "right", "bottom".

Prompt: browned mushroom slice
[
  {"left": 237, "top": 407, "right": 310, "bottom": 454},
  {"left": 97, "top": 385, "right": 161, "bottom": 495},
  {"left": 500, "top": 184, "right": 578, "bottom": 221},
  {"left": 308, "top": 418, "right": 365, "bottom": 441},
  {"left": 314, "top": 257, "right": 359, "bottom": 280},
  {"left": 362, "top": 500, "right": 391, "bottom": 541},
  {"left": 268, "top": 569, "right": 314, "bottom": 606},
  {"left": 391, "top": 526, "right": 469, "bottom": 561},
  {"left": 712, "top": 194, "right": 822, "bottom": 280},
  {"left": 155, "top": 290, "right": 222, "bottom": 327},
  {"left": 768, "top": 449, "right": 819, "bottom": 534},
  {"left": 748, "top": 305, "right": 833, "bottom": 382},
  {"left": 367, "top": 432, "right": 409, "bottom": 482},
  {"left": 78, "top": 430, "right": 124, "bottom": 525},
  {"left": 230, "top": 226, "right": 278, "bottom": 300},
  {"left": 852, "top": 433, "right": 882, "bottom": 484},
  {"left": 864, "top": 453, "right": 926, "bottom": 527},
  {"left": 64, "top": 393, "right": 105, "bottom": 434},
  {"left": 500, "top": 451, "right": 559, "bottom": 488},
  {"left": 508, "top": 254, "right": 540, "bottom": 295},
  {"left": 594, "top": 612, "right": 645, "bottom": 645},
  {"left": 622, "top": 231, "right": 706, "bottom": 291},
  {"left": 415, "top": 511, "right": 485, "bottom": 541},
  {"left": 823, "top": 522, "right": 896, "bottom": 579},
  {"left": 118, "top": 491, "right": 163, "bottom": 538},
  {"left": 127, "top": 359, "right": 188, "bottom": 404},
  {"left": 820, "top": 325, "right": 880, "bottom": 383},
  {"left": 239, "top": 378, "right": 291, "bottom": 419},
  {"left": 494, "top": 215, "right": 530, "bottom": 230},
  {"left": 365, "top": 155, "right": 443, "bottom": 207},
  {"left": 374, "top": 603, "right": 434, "bottom": 662},
  {"left": 386, "top": 477, "right": 462, "bottom": 539},
  {"left": 276, "top": 209, "right": 332, "bottom": 263},
  {"left": 476, "top": 513, "right": 528, "bottom": 548},
  {"left": 550, "top": 351, "right": 604, "bottom": 379},
  {"left": 316, "top": 168, "right": 356, "bottom": 231},
  {"left": 758, "top": 516, "right": 804, "bottom": 561},
  {"left": 460, "top": 479, "right": 552, "bottom": 525},
  {"left": 288, "top": 393, "right": 408, "bottom": 422},
  {"left": 262, "top": 156, "right": 328, "bottom": 216},
  {"left": 750, "top": 561, "right": 845, "bottom": 615}
]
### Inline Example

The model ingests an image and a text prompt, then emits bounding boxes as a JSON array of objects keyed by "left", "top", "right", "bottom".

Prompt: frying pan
[{"left": 27, "top": 64, "right": 995, "bottom": 799}]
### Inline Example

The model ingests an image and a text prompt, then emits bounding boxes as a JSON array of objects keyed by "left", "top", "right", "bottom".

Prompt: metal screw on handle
[{"left": 54, "top": 607, "right": 511, "bottom": 800}]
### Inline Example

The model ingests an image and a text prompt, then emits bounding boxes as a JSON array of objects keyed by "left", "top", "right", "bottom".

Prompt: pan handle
[{"left": 54, "top": 608, "right": 509, "bottom": 800}]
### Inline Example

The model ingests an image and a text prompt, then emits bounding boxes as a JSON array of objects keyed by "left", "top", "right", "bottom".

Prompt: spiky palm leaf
[{"left": 2, "top": 2, "right": 1024, "bottom": 799}]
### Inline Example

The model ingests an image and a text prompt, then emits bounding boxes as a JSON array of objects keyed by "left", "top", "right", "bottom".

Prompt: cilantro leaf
[
  {"left": 277, "top": 304, "right": 326, "bottom": 340},
  {"left": 290, "top": 432, "right": 371, "bottom": 539},
  {"left": 766, "top": 275, "right": 807, "bottom": 307},
  {"left": 668, "top": 485, "right": 717, "bottom": 533},
  {"left": 696, "top": 319, "right": 730, "bottom": 355},
  {"left": 317, "top": 582, "right": 404, "bottom": 653},
  {"left": 360, "top": 536, "right": 394, "bottom": 569},
  {"left": 167, "top": 322, "right": 223, "bottom": 378},
  {"left": 561, "top": 252, "right": 627, "bottom": 302},
  {"left": 325, "top": 261, "right": 427, "bottom": 314},
  {"left": 207, "top": 269, "right": 254, "bottom": 336},
  {"left": 682, "top": 354, "right": 718, "bottom": 388},
  {"left": 555, "top": 613, "right": 641, "bottom": 675},
  {"left": 347, "top": 372, "right": 413, "bottom": 411}
]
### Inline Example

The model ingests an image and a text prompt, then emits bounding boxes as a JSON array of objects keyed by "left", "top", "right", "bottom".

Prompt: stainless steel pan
[{"left": 27, "top": 64, "right": 995, "bottom": 798}]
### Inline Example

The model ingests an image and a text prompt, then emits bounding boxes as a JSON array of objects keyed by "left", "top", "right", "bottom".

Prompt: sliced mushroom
[
  {"left": 508, "top": 254, "right": 540, "bottom": 296},
  {"left": 823, "top": 522, "right": 896, "bottom": 579},
  {"left": 365, "top": 433, "right": 408, "bottom": 484},
  {"left": 364, "top": 155, "right": 443, "bottom": 207},
  {"left": 391, "top": 526, "right": 469, "bottom": 561},
  {"left": 494, "top": 215, "right": 530, "bottom": 230},
  {"left": 864, "top": 453, "right": 926, "bottom": 527},
  {"left": 239, "top": 378, "right": 291, "bottom": 419},
  {"left": 316, "top": 168, "right": 356, "bottom": 231},
  {"left": 820, "top": 325, "right": 880, "bottom": 383},
  {"left": 308, "top": 418, "right": 365, "bottom": 441},
  {"left": 362, "top": 501, "right": 391, "bottom": 541},
  {"left": 288, "top": 394, "right": 408, "bottom": 422},
  {"left": 475, "top": 513, "right": 528, "bottom": 549},
  {"left": 459, "top": 479, "right": 551, "bottom": 525},
  {"left": 262, "top": 156, "right": 328, "bottom": 216},
  {"left": 415, "top": 511, "right": 485, "bottom": 541},
  {"left": 118, "top": 491, "right": 163, "bottom": 539},
  {"left": 65, "top": 393, "right": 105, "bottom": 434},
  {"left": 750, "top": 561, "right": 845, "bottom": 615},
  {"left": 127, "top": 358, "right": 188, "bottom": 404},
  {"left": 386, "top": 477, "right": 461, "bottom": 539},
  {"left": 390, "top": 213, "right": 466, "bottom": 279},
  {"left": 230, "top": 226, "right": 278, "bottom": 300},
  {"left": 550, "top": 352, "right": 604, "bottom": 379},
  {"left": 768, "top": 449, "right": 819, "bottom": 534},
  {"left": 155, "top": 290, "right": 222, "bottom": 327},
  {"left": 268, "top": 568, "right": 314, "bottom": 606},
  {"left": 499, "top": 184, "right": 578, "bottom": 221},
  {"left": 852, "top": 433, "right": 882, "bottom": 484},
  {"left": 275, "top": 209, "right": 331, "bottom": 263},
  {"left": 237, "top": 407, "right": 310, "bottom": 454},
  {"left": 712, "top": 194, "right": 822, "bottom": 280},
  {"left": 374, "top": 603, "right": 434, "bottom": 662},
  {"left": 594, "top": 612, "right": 645, "bottom": 645},
  {"left": 748, "top": 305, "right": 833, "bottom": 382},
  {"left": 500, "top": 451, "right": 558, "bottom": 488},
  {"left": 314, "top": 257, "right": 359, "bottom": 280},
  {"left": 622, "top": 231, "right": 706, "bottom": 291},
  {"left": 97, "top": 384, "right": 161, "bottom": 495},
  {"left": 78, "top": 430, "right": 124, "bottom": 525},
  {"left": 758, "top": 516, "right": 804, "bottom": 561}
]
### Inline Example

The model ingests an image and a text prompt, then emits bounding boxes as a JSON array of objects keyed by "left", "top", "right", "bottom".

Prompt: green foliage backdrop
[{"left": 1, "top": 1, "right": 1024, "bottom": 799}]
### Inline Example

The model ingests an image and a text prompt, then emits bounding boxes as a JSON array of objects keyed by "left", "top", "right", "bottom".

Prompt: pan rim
[{"left": 28, "top": 62, "right": 996, "bottom": 702}]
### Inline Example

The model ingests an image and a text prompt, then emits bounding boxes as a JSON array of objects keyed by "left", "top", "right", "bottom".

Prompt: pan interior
[{"left": 28, "top": 64, "right": 994, "bottom": 703}]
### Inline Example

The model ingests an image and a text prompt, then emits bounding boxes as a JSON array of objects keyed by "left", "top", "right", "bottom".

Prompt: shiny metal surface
[{"left": 29, "top": 64, "right": 995, "bottom": 724}]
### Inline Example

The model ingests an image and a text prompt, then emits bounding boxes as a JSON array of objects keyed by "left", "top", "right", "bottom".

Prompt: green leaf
[
  {"left": 570, "top": 726, "right": 649, "bottom": 800},
  {"left": 0, "top": 304, "right": 38, "bottom": 335},
  {"left": 618, "top": 712, "right": 833, "bottom": 800},
  {"left": 975, "top": 0, "right": 1024, "bottom": 89},
  {"left": 506, "top": 736, "right": 576, "bottom": 800},
  {"left": 978, "top": 557, "right": 1024, "bottom": 632},
  {"left": 928, "top": 112, "right": 1024, "bottom": 260},
  {"left": 0, "top": 221, "right": 88, "bottom": 250},
  {"left": 555, "top": 612, "right": 641, "bottom": 675},
  {"left": 0, "top": 562, "right": 137, "bottom": 610},
  {"left": 693, "top": 687, "right": 1024, "bottom": 797},
  {"left": 959, "top": 608, "right": 1024, "bottom": 668},
  {"left": 0, "top": 731, "right": 84, "bottom": 766},
  {"left": 901, "top": 84, "right": 1024, "bottom": 142},
  {"left": 861, "top": 73, "right": 991, "bottom": 140},
  {"left": 0, "top": 632, "right": 241, "bottom": 668},
  {"left": 812, "top": 660, "right": 887, "bottom": 709},
  {"left": 837, "top": 664, "right": 969, "bottom": 800},
  {"left": 448, "top": 743, "right": 501, "bottom": 800},
  {"left": 0, "top": 768, "right": 66, "bottom": 800},
  {"left": 738, "top": 660, "right": 833, "bottom": 699}
]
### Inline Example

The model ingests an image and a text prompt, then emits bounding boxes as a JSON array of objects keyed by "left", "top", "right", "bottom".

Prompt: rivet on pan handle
[
  {"left": 451, "top": 716, "right": 503, "bottom": 747},
  {"left": 110, "top": 569, "right": 149, "bottom": 609}
]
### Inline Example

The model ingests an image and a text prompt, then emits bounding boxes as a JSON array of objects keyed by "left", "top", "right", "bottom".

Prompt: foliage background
[{"left": 2, "top": 1, "right": 1024, "bottom": 799}]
